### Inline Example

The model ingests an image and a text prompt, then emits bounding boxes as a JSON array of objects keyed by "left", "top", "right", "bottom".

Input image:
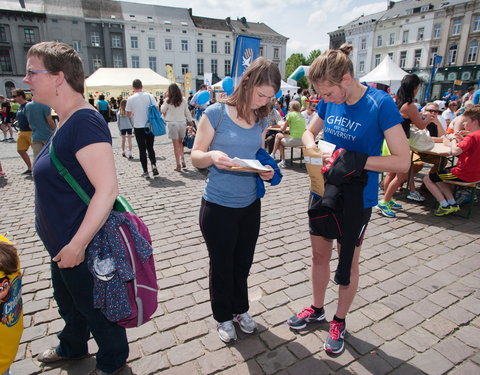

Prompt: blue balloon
[
  {"left": 225, "top": 88, "right": 234, "bottom": 96},
  {"left": 275, "top": 89, "right": 282, "bottom": 99},
  {"left": 197, "top": 90, "right": 210, "bottom": 105},
  {"left": 222, "top": 76, "right": 234, "bottom": 93}
]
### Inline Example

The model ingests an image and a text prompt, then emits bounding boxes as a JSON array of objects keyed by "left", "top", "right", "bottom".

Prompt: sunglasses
[{"left": 426, "top": 109, "right": 442, "bottom": 113}]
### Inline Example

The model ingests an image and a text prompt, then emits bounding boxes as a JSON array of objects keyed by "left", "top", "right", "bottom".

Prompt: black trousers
[
  {"left": 199, "top": 198, "right": 261, "bottom": 322},
  {"left": 134, "top": 128, "right": 156, "bottom": 172}
]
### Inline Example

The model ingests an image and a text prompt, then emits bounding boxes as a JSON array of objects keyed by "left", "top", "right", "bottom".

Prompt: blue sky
[{"left": 123, "top": 0, "right": 389, "bottom": 56}]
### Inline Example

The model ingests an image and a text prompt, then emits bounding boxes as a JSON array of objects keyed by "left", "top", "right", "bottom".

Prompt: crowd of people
[{"left": 0, "top": 40, "right": 479, "bottom": 375}]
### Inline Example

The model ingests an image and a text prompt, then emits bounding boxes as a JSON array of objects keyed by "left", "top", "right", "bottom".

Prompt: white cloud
[
  {"left": 308, "top": 9, "right": 328, "bottom": 28},
  {"left": 341, "top": 1, "right": 387, "bottom": 23}
]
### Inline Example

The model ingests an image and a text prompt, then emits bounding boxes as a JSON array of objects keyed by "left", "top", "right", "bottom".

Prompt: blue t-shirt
[
  {"left": 473, "top": 90, "right": 480, "bottom": 105},
  {"left": 317, "top": 85, "right": 403, "bottom": 208},
  {"left": 33, "top": 109, "right": 111, "bottom": 257},
  {"left": 25, "top": 101, "right": 53, "bottom": 142},
  {"left": 97, "top": 100, "right": 109, "bottom": 111},
  {"left": 15, "top": 103, "right": 31, "bottom": 131},
  {"left": 204, "top": 103, "right": 267, "bottom": 208}
]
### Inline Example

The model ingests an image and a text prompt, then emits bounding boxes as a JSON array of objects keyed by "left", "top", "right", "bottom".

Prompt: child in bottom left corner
[{"left": 0, "top": 236, "right": 23, "bottom": 375}]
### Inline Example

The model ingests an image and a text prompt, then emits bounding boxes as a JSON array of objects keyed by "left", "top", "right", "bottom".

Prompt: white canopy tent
[
  {"left": 281, "top": 80, "right": 299, "bottom": 95},
  {"left": 359, "top": 56, "right": 408, "bottom": 91},
  {"left": 85, "top": 68, "right": 171, "bottom": 99}
]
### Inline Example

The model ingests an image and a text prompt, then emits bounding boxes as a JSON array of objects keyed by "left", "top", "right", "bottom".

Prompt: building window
[
  {"left": 473, "top": 16, "right": 480, "bottom": 32},
  {"left": 417, "top": 27, "right": 424, "bottom": 41},
  {"left": 113, "top": 55, "right": 123, "bottom": 68},
  {"left": 377, "top": 35, "right": 382, "bottom": 47},
  {"left": 375, "top": 54, "right": 381, "bottom": 67},
  {"left": 429, "top": 47, "right": 438, "bottom": 66},
  {"left": 181, "top": 40, "right": 188, "bottom": 51},
  {"left": 165, "top": 39, "right": 172, "bottom": 51},
  {"left": 225, "top": 59, "right": 231, "bottom": 76},
  {"left": 197, "top": 58, "right": 204, "bottom": 75},
  {"left": 148, "top": 37, "right": 155, "bottom": 50},
  {"left": 211, "top": 59, "right": 218, "bottom": 75},
  {"left": 360, "top": 38, "right": 366, "bottom": 50},
  {"left": 259, "top": 46, "right": 264, "bottom": 56},
  {"left": 225, "top": 41, "right": 231, "bottom": 54},
  {"left": 0, "top": 26, "right": 7, "bottom": 42},
  {"left": 402, "top": 30, "right": 409, "bottom": 43},
  {"left": 274, "top": 48, "right": 279, "bottom": 59},
  {"left": 389, "top": 33, "right": 395, "bottom": 45},
  {"left": 149, "top": 56, "right": 157, "bottom": 71},
  {"left": 467, "top": 41, "right": 478, "bottom": 63},
  {"left": 166, "top": 28, "right": 171, "bottom": 32},
  {"left": 400, "top": 51, "right": 407, "bottom": 68},
  {"left": 91, "top": 31, "right": 101, "bottom": 47},
  {"left": 448, "top": 44, "right": 457, "bottom": 64},
  {"left": 433, "top": 24, "right": 441, "bottom": 38},
  {"left": 452, "top": 19, "right": 461, "bottom": 35},
  {"left": 414, "top": 49, "right": 422, "bottom": 68},
  {"left": 24, "top": 28, "right": 35, "bottom": 44},
  {"left": 132, "top": 55, "right": 139, "bottom": 68},
  {"left": 358, "top": 60, "right": 365, "bottom": 73},
  {"left": 111, "top": 34, "right": 122, "bottom": 48},
  {"left": 131, "top": 36, "right": 138, "bottom": 49},
  {"left": 147, "top": 16, "right": 153, "bottom": 23},
  {"left": 0, "top": 48, "right": 12, "bottom": 72},
  {"left": 92, "top": 55, "right": 102, "bottom": 70},
  {"left": 388, "top": 52, "right": 394, "bottom": 60},
  {"left": 72, "top": 41, "right": 81, "bottom": 52},
  {"left": 211, "top": 40, "right": 217, "bottom": 53},
  {"left": 197, "top": 39, "right": 203, "bottom": 53},
  {"left": 129, "top": 15, "right": 136, "bottom": 22},
  {"left": 181, "top": 64, "right": 189, "bottom": 75}
]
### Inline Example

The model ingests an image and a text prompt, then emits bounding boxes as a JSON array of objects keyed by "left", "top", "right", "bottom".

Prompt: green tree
[
  {"left": 285, "top": 49, "right": 322, "bottom": 89},
  {"left": 306, "top": 49, "right": 321, "bottom": 65}
]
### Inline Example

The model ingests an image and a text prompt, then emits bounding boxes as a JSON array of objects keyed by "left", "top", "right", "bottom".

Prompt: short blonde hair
[
  {"left": 308, "top": 44, "right": 354, "bottom": 86},
  {"left": 289, "top": 100, "right": 301, "bottom": 112}
]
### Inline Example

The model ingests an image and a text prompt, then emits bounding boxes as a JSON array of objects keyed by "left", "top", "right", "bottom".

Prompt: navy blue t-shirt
[
  {"left": 16, "top": 103, "right": 31, "bottom": 131},
  {"left": 33, "top": 109, "right": 111, "bottom": 257}
]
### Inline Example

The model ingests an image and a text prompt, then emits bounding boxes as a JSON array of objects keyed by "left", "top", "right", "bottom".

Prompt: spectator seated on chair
[{"left": 423, "top": 105, "right": 480, "bottom": 216}]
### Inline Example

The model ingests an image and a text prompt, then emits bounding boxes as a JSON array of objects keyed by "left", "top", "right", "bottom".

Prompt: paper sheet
[{"left": 231, "top": 158, "right": 270, "bottom": 171}]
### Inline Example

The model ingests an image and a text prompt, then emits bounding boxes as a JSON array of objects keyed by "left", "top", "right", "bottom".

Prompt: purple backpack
[{"left": 117, "top": 212, "right": 158, "bottom": 328}]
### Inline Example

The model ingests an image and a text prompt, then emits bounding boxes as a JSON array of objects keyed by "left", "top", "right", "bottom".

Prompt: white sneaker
[
  {"left": 406, "top": 191, "right": 425, "bottom": 202},
  {"left": 217, "top": 320, "right": 237, "bottom": 342},
  {"left": 233, "top": 312, "right": 257, "bottom": 334},
  {"left": 269, "top": 153, "right": 275, "bottom": 159},
  {"left": 278, "top": 160, "right": 286, "bottom": 168}
]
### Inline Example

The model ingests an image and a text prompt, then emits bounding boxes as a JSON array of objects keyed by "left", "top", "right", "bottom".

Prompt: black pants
[
  {"left": 134, "top": 128, "right": 156, "bottom": 172},
  {"left": 199, "top": 198, "right": 261, "bottom": 322}
]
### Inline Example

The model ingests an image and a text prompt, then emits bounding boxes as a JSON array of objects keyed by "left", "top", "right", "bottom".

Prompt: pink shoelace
[
  {"left": 329, "top": 320, "right": 345, "bottom": 340},
  {"left": 297, "top": 307, "right": 315, "bottom": 318}
]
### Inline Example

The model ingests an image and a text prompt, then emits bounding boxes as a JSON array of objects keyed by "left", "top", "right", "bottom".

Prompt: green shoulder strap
[{"left": 49, "top": 141, "right": 92, "bottom": 206}]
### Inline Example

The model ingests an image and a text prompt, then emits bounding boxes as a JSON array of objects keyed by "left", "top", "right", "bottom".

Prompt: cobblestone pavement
[{"left": 1, "top": 124, "right": 479, "bottom": 375}]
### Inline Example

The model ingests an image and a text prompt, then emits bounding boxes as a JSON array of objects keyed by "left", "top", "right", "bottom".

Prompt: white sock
[
  {"left": 447, "top": 199, "right": 456, "bottom": 205},
  {"left": 439, "top": 200, "right": 449, "bottom": 208}
]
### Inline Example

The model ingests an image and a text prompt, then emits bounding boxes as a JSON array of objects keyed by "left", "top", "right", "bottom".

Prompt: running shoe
[
  {"left": 152, "top": 167, "right": 159, "bottom": 176},
  {"left": 377, "top": 201, "right": 396, "bottom": 218},
  {"left": 434, "top": 205, "right": 456, "bottom": 216},
  {"left": 217, "top": 320, "right": 237, "bottom": 343},
  {"left": 388, "top": 199, "right": 402, "bottom": 209},
  {"left": 287, "top": 306, "right": 325, "bottom": 330},
  {"left": 406, "top": 191, "right": 426, "bottom": 202},
  {"left": 324, "top": 320, "right": 346, "bottom": 354},
  {"left": 278, "top": 160, "right": 286, "bottom": 168},
  {"left": 233, "top": 312, "right": 256, "bottom": 334}
]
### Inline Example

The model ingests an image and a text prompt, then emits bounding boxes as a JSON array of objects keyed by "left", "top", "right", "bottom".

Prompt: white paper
[
  {"left": 317, "top": 140, "right": 336, "bottom": 154},
  {"left": 231, "top": 157, "right": 270, "bottom": 171}
]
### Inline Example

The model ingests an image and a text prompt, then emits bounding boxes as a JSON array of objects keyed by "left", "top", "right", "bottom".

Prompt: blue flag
[
  {"left": 231, "top": 35, "right": 261, "bottom": 85},
  {"left": 424, "top": 55, "right": 442, "bottom": 102}
]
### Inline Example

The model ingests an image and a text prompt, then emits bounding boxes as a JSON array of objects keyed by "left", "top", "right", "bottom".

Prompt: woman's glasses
[{"left": 26, "top": 69, "right": 50, "bottom": 78}]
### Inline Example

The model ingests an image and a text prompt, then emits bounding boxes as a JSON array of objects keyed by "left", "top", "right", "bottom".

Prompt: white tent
[
  {"left": 85, "top": 68, "right": 171, "bottom": 99},
  {"left": 359, "top": 56, "right": 408, "bottom": 83}
]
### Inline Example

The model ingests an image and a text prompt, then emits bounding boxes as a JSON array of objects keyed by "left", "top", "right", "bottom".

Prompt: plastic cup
[{"left": 317, "top": 140, "right": 336, "bottom": 155}]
